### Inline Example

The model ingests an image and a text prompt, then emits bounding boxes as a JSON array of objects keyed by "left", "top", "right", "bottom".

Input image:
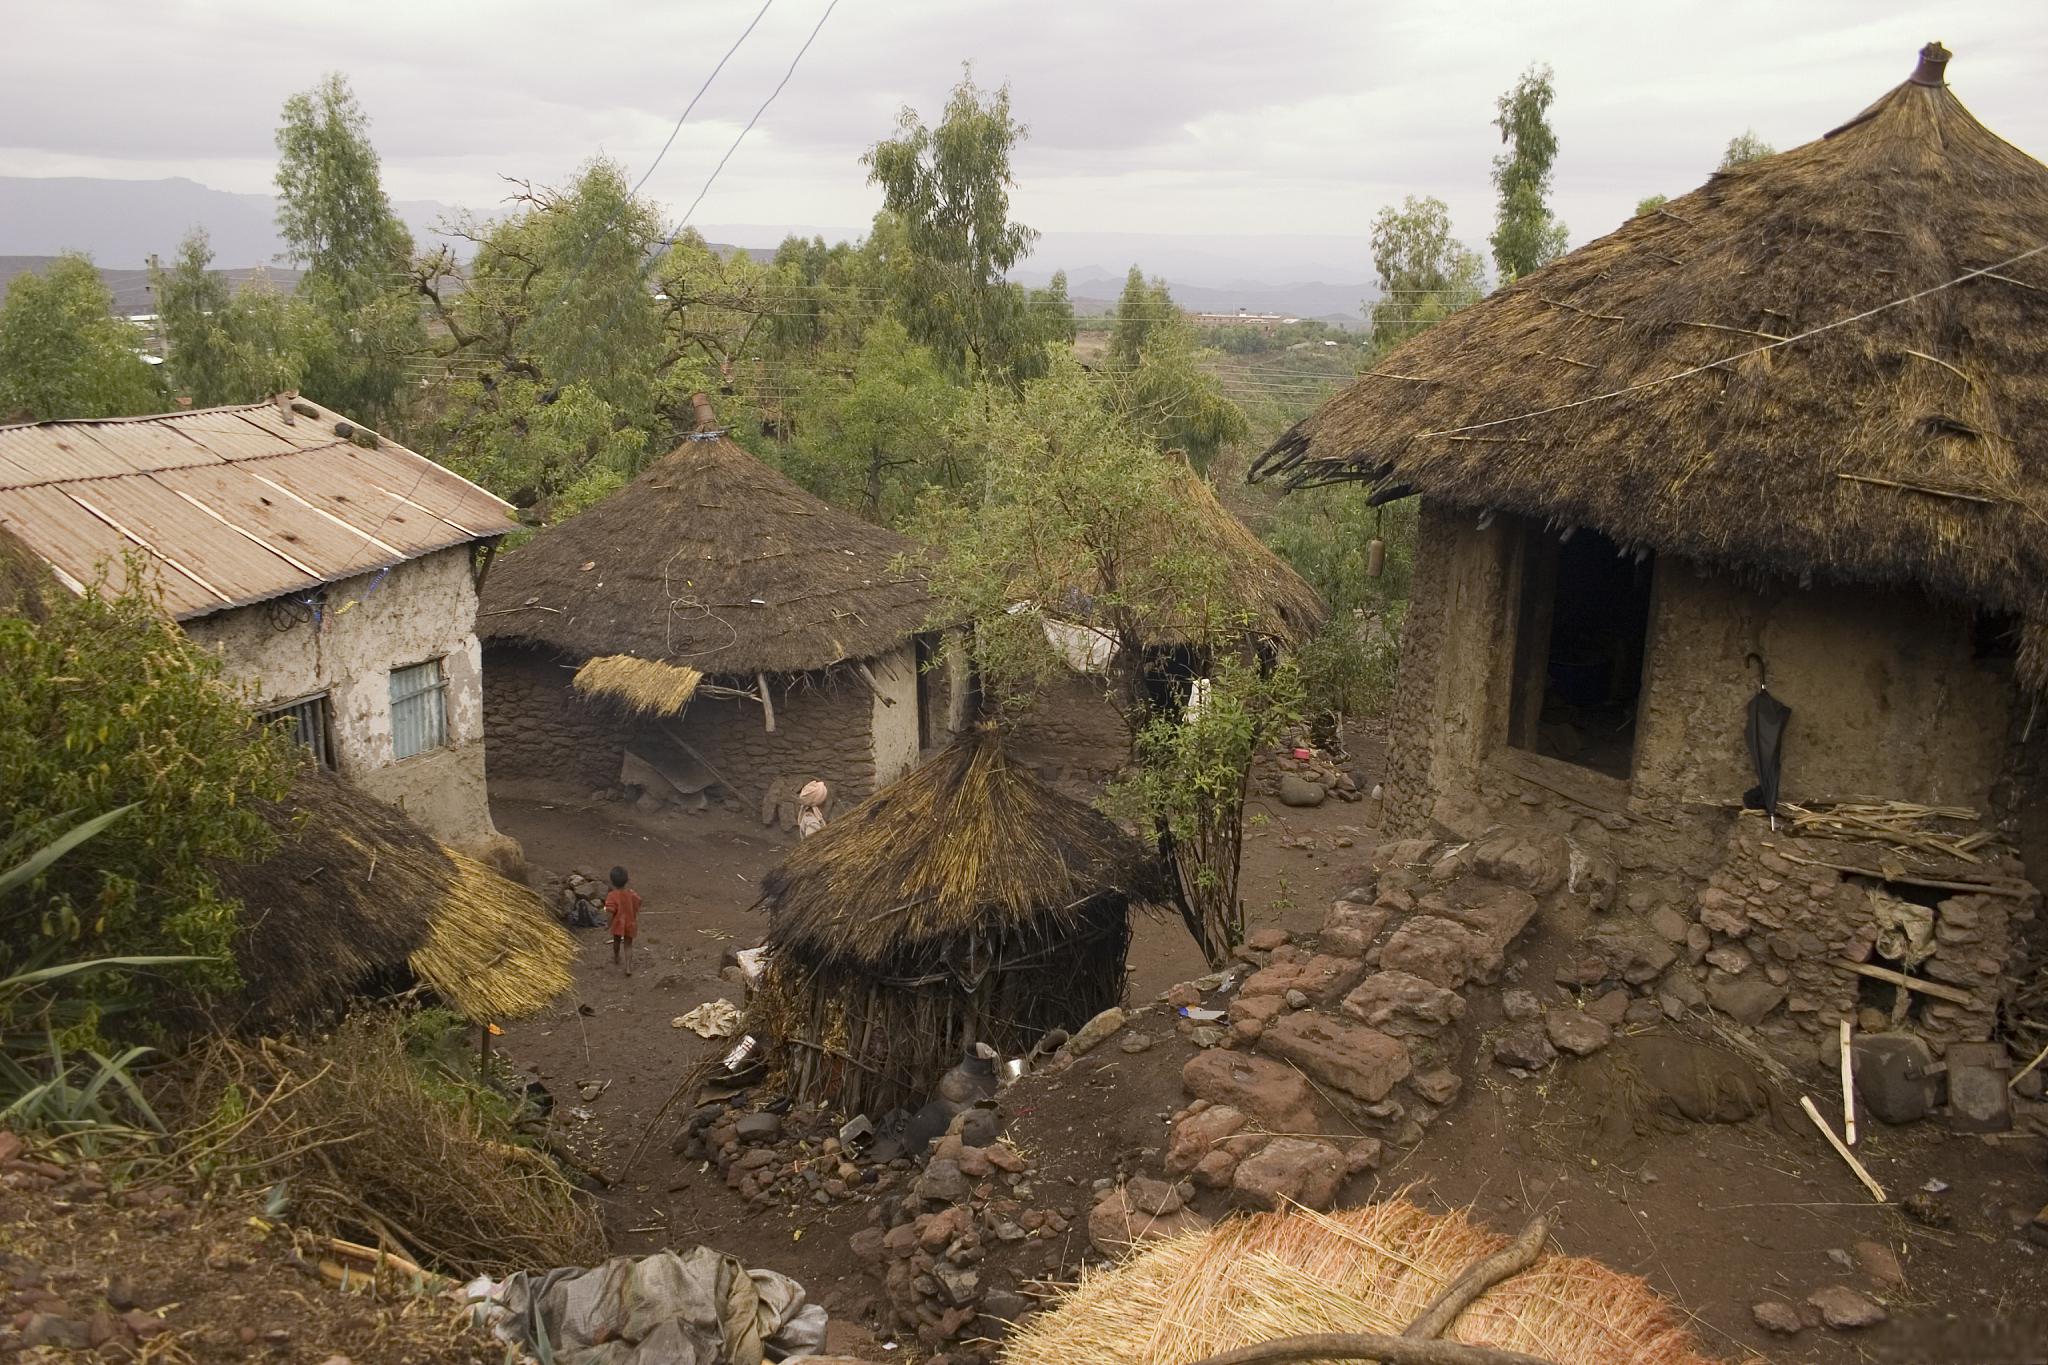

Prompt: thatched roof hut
[
  {"left": 217, "top": 768, "right": 574, "bottom": 1026},
  {"left": 478, "top": 404, "right": 935, "bottom": 677},
  {"left": 754, "top": 729, "right": 1162, "bottom": 1113},
  {"left": 1243, "top": 45, "right": 2048, "bottom": 1059},
  {"left": 1155, "top": 451, "right": 1325, "bottom": 649},
  {"left": 1253, "top": 42, "right": 2048, "bottom": 679}
]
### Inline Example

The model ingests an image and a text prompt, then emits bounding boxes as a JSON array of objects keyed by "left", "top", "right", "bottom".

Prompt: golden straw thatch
[
  {"left": 572, "top": 653, "right": 705, "bottom": 717},
  {"left": 760, "top": 728, "right": 1164, "bottom": 967},
  {"left": 1003, "top": 1198, "right": 1715, "bottom": 1365},
  {"left": 755, "top": 729, "right": 1162, "bottom": 1113},
  {"left": 216, "top": 768, "right": 572, "bottom": 1025},
  {"left": 1159, "top": 450, "right": 1326, "bottom": 649},
  {"left": 1251, "top": 43, "right": 2048, "bottom": 684},
  {"left": 479, "top": 411, "right": 936, "bottom": 676}
]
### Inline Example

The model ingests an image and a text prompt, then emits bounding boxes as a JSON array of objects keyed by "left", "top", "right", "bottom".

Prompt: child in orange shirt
[{"left": 604, "top": 866, "right": 642, "bottom": 976}]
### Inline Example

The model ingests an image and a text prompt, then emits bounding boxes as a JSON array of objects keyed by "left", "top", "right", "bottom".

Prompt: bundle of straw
[
  {"left": 573, "top": 653, "right": 705, "bottom": 717},
  {"left": 1002, "top": 1199, "right": 1713, "bottom": 1365},
  {"left": 408, "top": 851, "right": 577, "bottom": 1020}
]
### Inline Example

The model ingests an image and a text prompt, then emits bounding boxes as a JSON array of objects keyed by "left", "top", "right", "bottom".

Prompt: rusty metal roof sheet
[{"left": 0, "top": 398, "right": 515, "bottom": 619}]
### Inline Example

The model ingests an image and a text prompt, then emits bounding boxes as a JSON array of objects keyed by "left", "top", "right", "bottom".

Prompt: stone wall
[
  {"left": 1010, "top": 671, "right": 1129, "bottom": 789},
  {"left": 185, "top": 546, "right": 502, "bottom": 851},
  {"left": 484, "top": 644, "right": 891, "bottom": 824}
]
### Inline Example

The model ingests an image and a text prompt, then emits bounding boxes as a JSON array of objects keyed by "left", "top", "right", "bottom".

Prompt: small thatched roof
[
  {"left": 1252, "top": 44, "right": 2048, "bottom": 680},
  {"left": 572, "top": 654, "right": 704, "bottom": 718},
  {"left": 479, "top": 401, "right": 937, "bottom": 676},
  {"left": 218, "top": 769, "right": 573, "bottom": 1024},
  {"left": 759, "top": 730, "right": 1164, "bottom": 968},
  {"left": 1161, "top": 452, "right": 1325, "bottom": 648}
]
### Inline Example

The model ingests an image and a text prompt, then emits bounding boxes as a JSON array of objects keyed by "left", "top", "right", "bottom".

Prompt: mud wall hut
[
  {"left": 479, "top": 398, "right": 970, "bottom": 826},
  {"left": 752, "top": 730, "right": 1162, "bottom": 1115},
  {"left": 1250, "top": 45, "right": 2048, "bottom": 1055}
]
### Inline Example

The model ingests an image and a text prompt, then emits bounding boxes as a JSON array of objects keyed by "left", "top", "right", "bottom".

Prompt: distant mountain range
[
  {"left": 0, "top": 176, "right": 462, "bottom": 271},
  {"left": 1, "top": 177, "right": 1374, "bottom": 325},
  {"left": 0, "top": 256, "right": 302, "bottom": 316}
]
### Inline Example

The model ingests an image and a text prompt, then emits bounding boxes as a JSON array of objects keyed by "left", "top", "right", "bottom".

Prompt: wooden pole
[
  {"left": 1404, "top": 1214, "right": 1550, "bottom": 1340},
  {"left": 1839, "top": 1020, "right": 1858, "bottom": 1147},
  {"left": 1827, "top": 958, "right": 1976, "bottom": 1006},
  {"left": 1800, "top": 1095, "right": 1886, "bottom": 1202},
  {"left": 757, "top": 672, "right": 777, "bottom": 733}
]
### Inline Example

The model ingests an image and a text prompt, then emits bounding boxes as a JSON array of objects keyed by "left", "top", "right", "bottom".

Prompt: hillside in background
[
  {"left": 0, "top": 179, "right": 1374, "bottom": 324},
  {"left": 0, "top": 256, "right": 302, "bottom": 315},
  {"left": 0, "top": 175, "right": 459, "bottom": 268}
]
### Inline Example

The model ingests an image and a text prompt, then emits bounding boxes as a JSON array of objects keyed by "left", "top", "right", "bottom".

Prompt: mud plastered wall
[{"left": 187, "top": 546, "right": 501, "bottom": 850}]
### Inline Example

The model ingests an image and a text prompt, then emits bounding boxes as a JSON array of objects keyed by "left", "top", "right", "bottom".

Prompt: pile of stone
[
  {"left": 548, "top": 869, "right": 612, "bottom": 926},
  {"left": 848, "top": 1110, "right": 1071, "bottom": 1364},
  {"left": 676, "top": 1101, "right": 896, "bottom": 1208},
  {"left": 1255, "top": 741, "right": 1363, "bottom": 810}
]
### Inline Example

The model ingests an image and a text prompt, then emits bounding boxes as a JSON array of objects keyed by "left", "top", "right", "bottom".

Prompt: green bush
[{"left": 0, "top": 563, "right": 299, "bottom": 1019}]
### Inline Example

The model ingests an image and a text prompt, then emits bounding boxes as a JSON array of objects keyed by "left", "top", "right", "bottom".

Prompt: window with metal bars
[
  {"left": 389, "top": 659, "right": 449, "bottom": 759},
  {"left": 264, "top": 694, "right": 335, "bottom": 770}
]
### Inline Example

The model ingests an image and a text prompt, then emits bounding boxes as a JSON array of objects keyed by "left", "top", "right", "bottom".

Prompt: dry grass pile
[
  {"left": 410, "top": 850, "right": 576, "bottom": 1020},
  {"left": 1002, "top": 1198, "right": 1714, "bottom": 1365},
  {"left": 572, "top": 653, "right": 705, "bottom": 717},
  {"left": 218, "top": 768, "right": 573, "bottom": 1026},
  {"left": 179, "top": 1012, "right": 606, "bottom": 1277}
]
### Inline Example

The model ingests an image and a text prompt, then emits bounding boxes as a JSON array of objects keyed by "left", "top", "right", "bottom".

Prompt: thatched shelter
[
  {"left": 752, "top": 730, "right": 1162, "bottom": 1114},
  {"left": 216, "top": 768, "right": 574, "bottom": 1027},
  {"left": 1248, "top": 44, "right": 2048, "bottom": 1056},
  {"left": 480, "top": 397, "right": 969, "bottom": 827}
]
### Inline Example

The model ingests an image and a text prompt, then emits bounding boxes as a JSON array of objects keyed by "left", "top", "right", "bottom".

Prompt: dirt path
[{"left": 492, "top": 737, "right": 2048, "bottom": 1364}]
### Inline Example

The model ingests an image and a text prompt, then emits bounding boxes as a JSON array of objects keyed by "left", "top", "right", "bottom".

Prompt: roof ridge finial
[
  {"left": 1910, "top": 40, "right": 1951, "bottom": 87},
  {"left": 690, "top": 391, "right": 718, "bottom": 433}
]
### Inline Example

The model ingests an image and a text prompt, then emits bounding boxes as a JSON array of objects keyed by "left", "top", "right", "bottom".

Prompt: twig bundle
[
  {"left": 178, "top": 1014, "right": 606, "bottom": 1277},
  {"left": 572, "top": 654, "right": 705, "bottom": 717},
  {"left": 1001, "top": 1199, "right": 1714, "bottom": 1365}
]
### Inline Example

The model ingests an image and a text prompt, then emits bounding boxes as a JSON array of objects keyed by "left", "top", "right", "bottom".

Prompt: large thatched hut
[
  {"left": 216, "top": 768, "right": 574, "bottom": 1028},
  {"left": 479, "top": 397, "right": 970, "bottom": 826},
  {"left": 1250, "top": 44, "right": 2048, "bottom": 1054},
  {"left": 752, "top": 730, "right": 1163, "bottom": 1114}
]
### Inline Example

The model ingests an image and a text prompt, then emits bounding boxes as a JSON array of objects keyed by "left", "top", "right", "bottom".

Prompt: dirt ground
[
  {"left": 0, "top": 1152, "right": 494, "bottom": 1363},
  {"left": 492, "top": 734, "right": 2048, "bottom": 1365}
]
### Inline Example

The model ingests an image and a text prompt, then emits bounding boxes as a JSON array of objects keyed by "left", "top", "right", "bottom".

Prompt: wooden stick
[
  {"left": 1404, "top": 1214, "right": 1550, "bottom": 1340},
  {"left": 2010, "top": 1037, "right": 2048, "bottom": 1092},
  {"left": 1840, "top": 1020, "right": 1857, "bottom": 1147},
  {"left": 1182, "top": 1336, "right": 1559, "bottom": 1365},
  {"left": 1828, "top": 959, "right": 1977, "bottom": 1007},
  {"left": 1776, "top": 850, "right": 2031, "bottom": 898},
  {"left": 1836, "top": 472, "right": 2003, "bottom": 505},
  {"left": 756, "top": 671, "right": 777, "bottom": 733},
  {"left": 1800, "top": 1095, "right": 1886, "bottom": 1202}
]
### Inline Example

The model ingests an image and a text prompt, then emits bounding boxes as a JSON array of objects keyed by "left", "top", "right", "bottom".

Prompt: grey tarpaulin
[{"left": 481, "top": 1247, "right": 828, "bottom": 1364}]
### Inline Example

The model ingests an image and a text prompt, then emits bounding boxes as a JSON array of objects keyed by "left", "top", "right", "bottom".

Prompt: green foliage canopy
[
  {"left": 152, "top": 230, "right": 315, "bottom": 407},
  {"left": 1720, "top": 129, "right": 1776, "bottom": 168},
  {"left": 1366, "top": 196, "right": 1486, "bottom": 358},
  {"left": 0, "top": 255, "right": 164, "bottom": 421},
  {"left": 1489, "top": 63, "right": 1569, "bottom": 281}
]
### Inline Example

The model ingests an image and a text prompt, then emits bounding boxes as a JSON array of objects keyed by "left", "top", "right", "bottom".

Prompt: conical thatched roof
[
  {"left": 479, "top": 405, "right": 937, "bottom": 676},
  {"left": 759, "top": 730, "right": 1164, "bottom": 968},
  {"left": 1162, "top": 452, "right": 1326, "bottom": 648},
  {"left": 217, "top": 769, "right": 574, "bottom": 1025},
  {"left": 1252, "top": 44, "right": 2048, "bottom": 680}
]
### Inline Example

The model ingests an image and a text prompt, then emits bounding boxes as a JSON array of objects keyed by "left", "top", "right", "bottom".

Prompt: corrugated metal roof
[{"left": 0, "top": 399, "right": 515, "bottom": 619}]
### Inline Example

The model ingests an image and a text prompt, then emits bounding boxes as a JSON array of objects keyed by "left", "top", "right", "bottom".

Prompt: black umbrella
[{"left": 1742, "top": 653, "right": 1791, "bottom": 827}]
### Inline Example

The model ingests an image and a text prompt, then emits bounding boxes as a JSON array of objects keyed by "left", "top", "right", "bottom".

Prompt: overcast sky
[{"left": 4, "top": 0, "right": 2045, "bottom": 276}]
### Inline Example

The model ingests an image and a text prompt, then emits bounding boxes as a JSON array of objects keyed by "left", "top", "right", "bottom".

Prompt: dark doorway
[{"left": 1508, "top": 526, "right": 1654, "bottom": 779}]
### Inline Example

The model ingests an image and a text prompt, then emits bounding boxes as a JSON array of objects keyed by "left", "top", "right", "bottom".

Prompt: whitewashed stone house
[{"left": 0, "top": 396, "right": 516, "bottom": 850}]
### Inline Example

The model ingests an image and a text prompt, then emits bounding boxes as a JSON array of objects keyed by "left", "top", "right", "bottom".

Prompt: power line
[{"left": 676, "top": 0, "right": 841, "bottom": 230}]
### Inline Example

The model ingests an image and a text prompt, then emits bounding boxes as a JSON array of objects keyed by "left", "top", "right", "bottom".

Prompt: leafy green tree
[
  {"left": 1720, "top": 130, "right": 1775, "bottom": 169},
  {"left": 1365, "top": 197, "right": 1486, "bottom": 357},
  {"left": 787, "top": 319, "right": 960, "bottom": 520},
  {"left": 0, "top": 255, "right": 164, "bottom": 420},
  {"left": 864, "top": 68, "right": 1044, "bottom": 382},
  {"left": 1489, "top": 63, "right": 1569, "bottom": 282},
  {"left": 152, "top": 230, "right": 312, "bottom": 406},
  {"left": 0, "top": 561, "right": 299, "bottom": 1031},
  {"left": 1634, "top": 193, "right": 1670, "bottom": 217},
  {"left": 1109, "top": 266, "right": 1170, "bottom": 367},
  {"left": 914, "top": 358, "right": 1295, "bottom": 964},
  {"left": 1099, "top": 269, "right": 1247, "bottom": 469},
  {"left": 273, "top": 73, "right": 422, "bottom": 423},
  {"left": 1026, "top": 270, "right": 1076, "bottom": 352}
]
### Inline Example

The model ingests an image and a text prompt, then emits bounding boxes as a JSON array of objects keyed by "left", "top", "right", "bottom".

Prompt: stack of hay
[{"left": 1003, "top": 1199, "right": 1714, "bottom": 1365}]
